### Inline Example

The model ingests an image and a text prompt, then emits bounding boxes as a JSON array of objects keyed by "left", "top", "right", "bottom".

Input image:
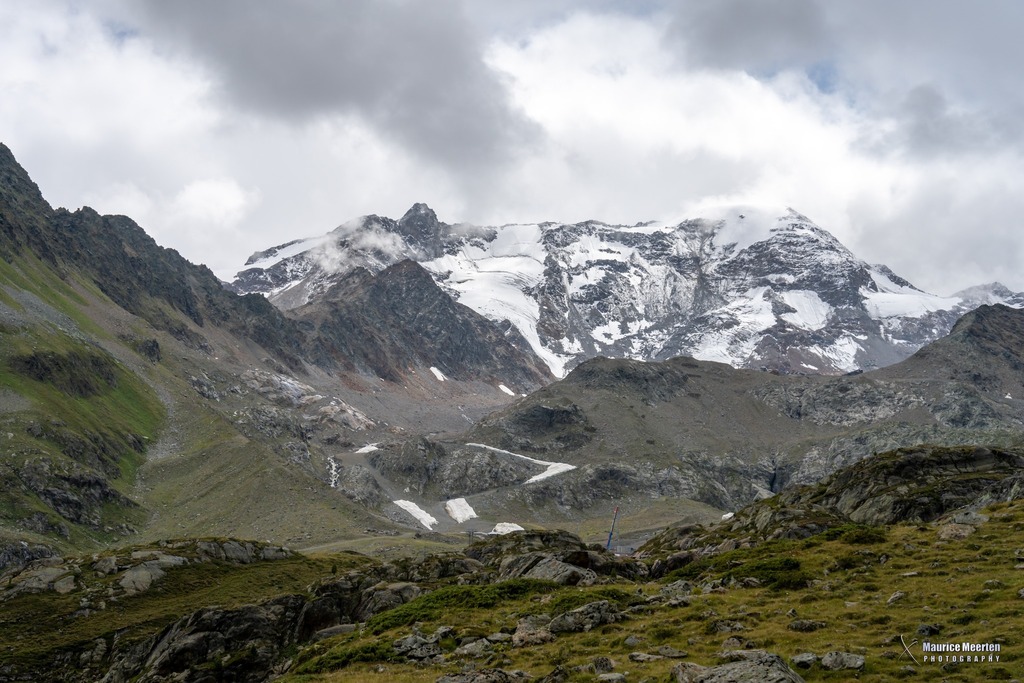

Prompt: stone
[
  {"left": 661, "top": 580, "right": 695, "bottom": 597},
  {"left": 92, "top": 556, "right": 118, "bottom": 576},
  {"left": 937, "top": 523, "right": 975, "bottom": 540},
  {"left": 787, "top": 619, "right": 825, "bottom": 632},
  {"left": 820, "top": 651, "right": 865, "bottom": 671},
  {"left": 538, "top": 666, "right": 569, "bottom": 683},
  {"left": 498, "top": 553, "right": 597, "bottom": 586},
  {"left": 597, "top": 675, "right": 626, "bottom": 683},
  {"left": 623, "top": 635, "right": 641, "bottom": 647},
  {"left": 53, "top": 574, "right": 76, "bottom": 594},
  {"left": 455, "top": 639, "right": 494, "bottom": 658},
  {"left": 916, "top": 623, "right": 941, "bottom": 636},
  {"left": 513, "top": 614, "right": 555, "bottom": 647},
  {"left": 951, "top": 510, "right": 989, "bottom": 525},
  {"left": 221, "top": 540, "right": 256, "bottom": 564},
  {"left": 592, "top": 656, "right": 615, "bottom": 673},
  {"left": 708, "top": 620, "right": 745, "bottom": 633},
  {"left": 672, "top": 650, "right": 805, "bottom": 682},
  {"left": 656, "top": 645, "right": 689, "bottom": 658},
  {"left": 791, "top": 653, "right": 817, "bottom": 669},
  {"left": 118, "top": 563, "right": 165, "bottom": 593},
  {"left": 548, "top": 600, "right": 622, "bottom": 633},
  {"left": 629, "top": 652, "right": 664, "bottom": 662},
  {"left": 887, "top": 590, "right": 907, "bottom": 605},
  {"left": 487, "top": 632, "right": 513, "bottom": 643}
]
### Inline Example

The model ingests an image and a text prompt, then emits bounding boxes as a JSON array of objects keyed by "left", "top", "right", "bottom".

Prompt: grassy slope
[
  {"left": 0, "top": 256, "right": 166, "bottom": 547},
  {"left": 287, "top": 500, "right": 1023, "bottom": 682}
]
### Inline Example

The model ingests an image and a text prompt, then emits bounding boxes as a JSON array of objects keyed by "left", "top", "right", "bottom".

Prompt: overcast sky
[{"left": 3, "top": 0, "right": 1023, "bottom": 293}]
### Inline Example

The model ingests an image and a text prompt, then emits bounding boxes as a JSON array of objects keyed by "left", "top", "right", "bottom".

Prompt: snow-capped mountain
[{"left": 229, "top": 204, "right": 1024, "bottom": 377}]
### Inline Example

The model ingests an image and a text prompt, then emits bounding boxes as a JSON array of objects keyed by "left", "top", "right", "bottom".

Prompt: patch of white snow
[
  {"left": 498, "top": 384, "right": 516, "bottom": 396},
  {"left": 355, "top": 443, "right": 379, "bottom": 453},
  {"left": 491, "top": 522, "right": 525, "bottom": 535},
  {"left": 429, "top": 367, "right": 447, "bottom": 382},
  {"left": 780, "top": 290, "right": 831, "bottom": 331},
  {"left": 466, "top": 443, "right": 577, "bottom": 484},
  {"left": 394, "top": 500, "right": 438, "bottom": 529},
  {"left": 445, "top": 498, "right": 478, "bottom": 523}
]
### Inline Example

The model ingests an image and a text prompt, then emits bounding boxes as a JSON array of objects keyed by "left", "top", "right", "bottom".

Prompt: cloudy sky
[{"left": 2, "top": 0, "right": 1023, "bottom": 293}]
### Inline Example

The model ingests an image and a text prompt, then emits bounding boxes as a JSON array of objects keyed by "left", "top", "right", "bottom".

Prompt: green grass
[
  {"left": 285, "top": 499, "right": 1024, "bottom": 682},
  {"left": 0, "top": 324, "right": 165, "bottom": 546},
  {"left": 366, "top": 579, "right": 558, "bottom": 634}
]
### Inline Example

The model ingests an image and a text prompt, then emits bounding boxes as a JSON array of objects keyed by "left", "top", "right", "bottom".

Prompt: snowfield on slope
[
  {"left": 444, "top": 498, "right": 478, "bottom": 523},
  {"left": 393, "top": 500, "right": 438, "bottom": 529},
  {"left": 466, "top": 443, "right": 576, "bottom": 483}
]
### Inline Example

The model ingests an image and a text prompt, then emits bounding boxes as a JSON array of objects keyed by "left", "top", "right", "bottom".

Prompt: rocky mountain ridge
[
  {"left": 358, "top": 304, "right": 1024, "bottom": 529},
  {"left": 0, "top": 143, "right": 547, "bottom": 553},
  {"left": 230, "top": 203, "right": 1024, "bottom": 376}
]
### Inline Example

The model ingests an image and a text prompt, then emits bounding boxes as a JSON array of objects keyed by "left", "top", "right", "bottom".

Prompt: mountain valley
[{"left": 1, "top": 142, "right": 1023, "bottom": 681}]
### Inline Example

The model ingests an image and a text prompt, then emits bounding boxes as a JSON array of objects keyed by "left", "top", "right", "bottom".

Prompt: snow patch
[
  {"left": 466, "top": 443, "right": 577, "bottom": 483},
  {"left": 328, "top": 458, "right": 340, "bottom": 488},
  {"left": 394, "top": 500, "right": 438, "bottom": 529},
  {"left": 863, "top": 269, "right": 960, "bottom": 318},
  {"left": 491, "top": 522, "right": 525, "bottom": 535},
  {"left": 429, "top": 367, "right": 447, "bottom": 382},
  {"left": 498, "top": 384, "right": 515, "bottom": 396},
  {"left": 243, "top": 235, "right": 330, "bottom": 271},
  {"left": 721, "top": 512, "right": 735, "bottom": 521},
  {"left": 780, "top": 290, "right": 831, "bottom": 331},
  {"left": 445, "top": 498, "right": 478, "bottom": 523},
  {"left": 355, "top": 443, "right": 379, "bottom": 453}
]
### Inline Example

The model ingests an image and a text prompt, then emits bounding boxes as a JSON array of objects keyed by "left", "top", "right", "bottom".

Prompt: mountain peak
[{"left": 392, "top": 203, "right": 446, "bottom": 257}]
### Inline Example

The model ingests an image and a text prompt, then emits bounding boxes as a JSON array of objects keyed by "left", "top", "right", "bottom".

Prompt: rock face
[
  {"left": 230, "top": 202, "right": 1024, "bottom": 377},
  {"left": 293, "top": 260, "right": 551, "bottom": 391},
  {"left": 672, "top": 650, "right": 806, "bottom": 682},
  {"left": 465, "top": 529, "right": 647, "bottom": 582},
  {"left": 776, "top": 445, "right": 1024, "bottom": 527}
]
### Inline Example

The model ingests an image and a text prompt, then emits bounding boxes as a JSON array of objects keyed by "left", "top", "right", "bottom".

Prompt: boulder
[
  {"left": 455, "top": 638, "right": 494, "bottom": 658},
  {"left": 672, "top": 650, "right": 806, "bottom": 682},
  {"left": 791, "top": 653, "right": 817, "bottom": 669},
  {"left": 119, "top": 563, "right": 165, "bottom": 593},
  {"left": 820, "top": 651, "right": 865, "bottom": 671},
  {"left": 498, "top": 553, "right": 596, "bottom": 586},
  {"left": 787, "top": 619, "right": 825, "bottom": 632},
  {"left": 548, "top": 600, "right": 622, "bottom": 633},
  {"left": 513, "top": 614, "right": 555, "bottom": 647}
]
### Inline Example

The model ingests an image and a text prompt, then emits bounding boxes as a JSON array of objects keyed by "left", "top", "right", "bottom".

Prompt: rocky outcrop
[
  {"left": 102, "top": 595, "right": 307, "bottom": 683},
  {"left": 0, "top": 539, "right": 292, "bottom": 601},
  {"left": 294, "top": 260, "right": 551, "bottom": 390},
  {"left": 784, "top": 445, "right": 1024, "bottom": 525},
  {"left": 547, "top": 600, "right": 623, "bottom": 633},
  {"left": 672, "top": 650, "right": 806, "bottom": 682},
  {"left": 466, "top": 529, "right": 647, "bottom": 582},
  {"left": 0, "top": 539, "right": 57, "bottom": 573}
]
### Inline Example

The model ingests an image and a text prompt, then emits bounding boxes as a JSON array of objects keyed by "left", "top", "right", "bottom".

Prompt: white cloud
[{"left": 1, "top": 2, "right": 1023, "bottom": 294}]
